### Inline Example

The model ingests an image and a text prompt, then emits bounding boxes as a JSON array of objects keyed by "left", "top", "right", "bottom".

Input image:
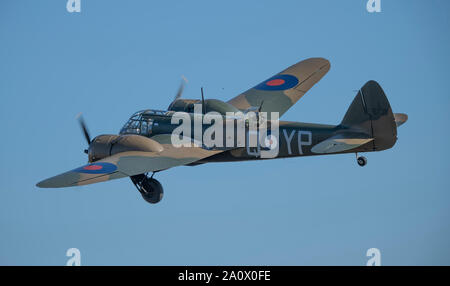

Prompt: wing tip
[
  {"left": 285, "top": 57, "right": 331, "bottom": 80},
  {"left": 36, "top": 179, "right": 55, "bottom": 188},
  {"left": 304, "top": 57, "right": 330, "bottom": 69},
  {"left": 36, "top": 173, "right": 76, "bottom": 188}
]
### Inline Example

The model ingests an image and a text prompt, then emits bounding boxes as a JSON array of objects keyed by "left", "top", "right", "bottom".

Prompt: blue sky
[{"left": 0, "top": 0, "right": 449, "bottom": 265}]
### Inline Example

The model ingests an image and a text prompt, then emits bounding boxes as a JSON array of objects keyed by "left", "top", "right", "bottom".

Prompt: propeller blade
[
  {"left": 76, "top": 113, "right": 91, "bottom": 145},
  {"left": 174, "top": 75, "right": 188, "bottom": 101}
]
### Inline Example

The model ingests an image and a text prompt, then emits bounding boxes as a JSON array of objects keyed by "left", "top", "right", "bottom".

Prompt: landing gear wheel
[
  {"left": 357, "top": 156, "right": 367, "bottom": 167},
  {"left": 130, "top": 174, "right": 164, "bottom": 204},
  {"left": 140, "top": 178, "right": 163, "bottom": 204}
]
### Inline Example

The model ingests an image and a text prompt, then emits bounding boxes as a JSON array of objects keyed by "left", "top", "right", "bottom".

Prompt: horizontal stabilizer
[
  {"left": 394, "top": 113, "right": 408, "bottom": 127},
  {"left": 311, "top": 133, "right": 373, "bottom": 154}
]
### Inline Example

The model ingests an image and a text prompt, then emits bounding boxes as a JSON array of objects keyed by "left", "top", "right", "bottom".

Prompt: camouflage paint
[{"left": 37, "top": 59, "right": 407, "bottom": 189}]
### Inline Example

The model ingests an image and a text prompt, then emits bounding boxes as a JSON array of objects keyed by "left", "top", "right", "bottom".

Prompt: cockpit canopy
[
  {"left": 121, "top": 100, "right": 242, "bottom": 136},
  {"left": 120, "top": 109, "right": 173, "bottom": 135}
]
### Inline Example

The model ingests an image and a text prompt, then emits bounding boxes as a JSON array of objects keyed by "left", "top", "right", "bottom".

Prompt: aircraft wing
[
  {"left": 227, "top": 58, "right": 330, "bottom": 118},
  {"left": 311, "top": 133, "right": 374, "bottom": 154},
  {"left": 36, "top": 135, "right": 223, "bottom": 188}
]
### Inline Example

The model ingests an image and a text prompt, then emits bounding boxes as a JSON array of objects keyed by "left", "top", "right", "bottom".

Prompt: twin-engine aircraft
[{"left": 37, "top": 58, "right": 408, "bottom": 204}]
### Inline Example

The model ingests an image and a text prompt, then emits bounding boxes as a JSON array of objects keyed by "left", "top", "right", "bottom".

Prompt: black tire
[
  {"left": 357, "top": 156, "right": 367, "bottom": 167},
  {"left": 141, "top": 178, "right": 164, "bottom": 204}
]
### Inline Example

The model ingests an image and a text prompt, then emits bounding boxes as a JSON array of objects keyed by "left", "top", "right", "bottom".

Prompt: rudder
[{"left": 340, "top": 80, "right": 397, "bottom": 151}]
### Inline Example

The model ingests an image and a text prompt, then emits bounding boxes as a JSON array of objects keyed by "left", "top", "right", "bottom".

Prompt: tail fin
[{"left": 341, "top": 80, "right": 397, "bottom": 151}]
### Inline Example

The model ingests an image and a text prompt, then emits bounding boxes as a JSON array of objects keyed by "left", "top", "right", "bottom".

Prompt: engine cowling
[{"left": 88, "top": 134, "right": 163, "bottom": 162}]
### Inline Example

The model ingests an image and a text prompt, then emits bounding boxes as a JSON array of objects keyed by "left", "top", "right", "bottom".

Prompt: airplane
[{"left": 36, "top": 58, "right": 408, "bottom": 204}]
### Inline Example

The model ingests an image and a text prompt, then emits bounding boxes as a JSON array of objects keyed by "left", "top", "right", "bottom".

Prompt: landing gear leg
[
  {"left": 356, "top": 153, "right": 367, "bottom": 167},
  {"left": 130, "top": 173, "right": 164, "bottom": 204}
]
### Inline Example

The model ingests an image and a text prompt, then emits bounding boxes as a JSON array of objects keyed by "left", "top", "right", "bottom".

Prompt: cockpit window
[{"left": 120, "top": 109, "right": 170, "bottom": 135}]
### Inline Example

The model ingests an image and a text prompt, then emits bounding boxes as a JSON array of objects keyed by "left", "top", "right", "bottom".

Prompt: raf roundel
[
  {"left": 266, "top": 79, "right": 285, "bottom": 86},
  {"left": 254, "top": 74, "right": 299, "bottom": 91},
  {"left": 73, "top": 162, "right": 118, "bottom": 174},
  {"left": 83, "top": 165, "right": 103, "bottom": 171}
]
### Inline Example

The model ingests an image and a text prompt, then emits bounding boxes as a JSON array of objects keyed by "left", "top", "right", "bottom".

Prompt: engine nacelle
[{"left": 88, "top": 134, "right": 163, "bottom": 162}]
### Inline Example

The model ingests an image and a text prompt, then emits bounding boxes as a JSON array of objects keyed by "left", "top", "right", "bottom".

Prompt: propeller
[
  {"left": 76, "top": 113, "right": 91, "bottom": 153},
  {"left": 173, "top": 75, "right": 188, "bottom": 102}
]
